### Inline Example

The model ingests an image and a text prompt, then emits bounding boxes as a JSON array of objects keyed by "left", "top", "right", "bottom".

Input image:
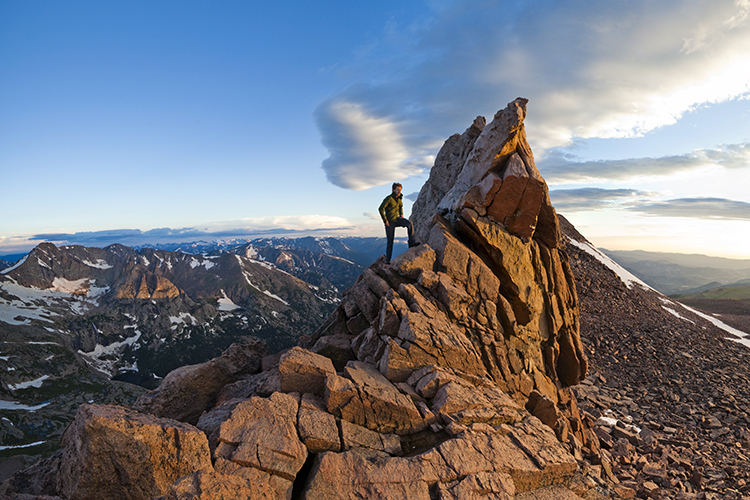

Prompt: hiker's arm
[{"left": 378, "top": 198, "right": 389, "bottom": 225}]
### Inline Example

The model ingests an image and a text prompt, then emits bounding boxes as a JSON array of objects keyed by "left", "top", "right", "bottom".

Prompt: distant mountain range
[
  {"left": 671, "top": 283, "right": 750, "bottom": 300},
  {"left": 601, "top": 249, "right": 750, "bottom": 295},
  {"left": 1, "top": 236, "right": 406, "bottom": 460}
]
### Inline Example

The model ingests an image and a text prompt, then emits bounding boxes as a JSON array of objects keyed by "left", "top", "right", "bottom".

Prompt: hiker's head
[{"left": 392, "top": 182, "right": 402, "bottom": 196}]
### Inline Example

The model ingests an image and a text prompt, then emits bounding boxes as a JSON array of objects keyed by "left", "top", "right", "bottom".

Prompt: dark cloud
[
  {"left": 629, "top": 198, "right": 750, "bottom": 220},
  {"left": 404, "top": 191, "right": 420, "bottom": 202}
]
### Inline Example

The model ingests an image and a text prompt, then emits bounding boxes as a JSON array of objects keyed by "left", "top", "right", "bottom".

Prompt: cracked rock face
[
  {"left": 58, "top": 404, "right": 212, "bottom": 500},
  {"left": 6, "top": 99, "right": 606, "bottom": 500}
]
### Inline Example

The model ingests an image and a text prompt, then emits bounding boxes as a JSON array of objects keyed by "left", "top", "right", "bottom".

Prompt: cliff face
[{"left": 1, "top": 100, "right": 602, "bottom": 500}]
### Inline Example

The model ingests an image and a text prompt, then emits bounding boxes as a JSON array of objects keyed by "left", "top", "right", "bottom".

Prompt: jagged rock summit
[{"left": 2, "top": 99, "right": 603, "bottom": 500}]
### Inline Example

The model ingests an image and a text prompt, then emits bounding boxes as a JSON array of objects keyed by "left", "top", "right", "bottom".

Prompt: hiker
[{"left": 378, "top": 182, "right": 417, "bottom": 263}]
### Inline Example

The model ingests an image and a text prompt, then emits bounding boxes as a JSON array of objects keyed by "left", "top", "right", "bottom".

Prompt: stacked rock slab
[
  {"left": 2, "top": 100, "right": 605, "bottom": 500},
  {"left": 311, "top": 97, "right": 592, "bottom": 451}
]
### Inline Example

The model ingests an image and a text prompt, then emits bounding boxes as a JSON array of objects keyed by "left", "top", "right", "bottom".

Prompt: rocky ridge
[
  {"left": 3, "top": 99, "right": 609, "bottom": 499},
  {"left": 561, "top": 215, "right": 750, "bottom": 499}
]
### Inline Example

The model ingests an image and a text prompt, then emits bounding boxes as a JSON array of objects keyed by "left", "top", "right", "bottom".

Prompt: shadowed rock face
[{"left": 2, "top": 100, "right": 603, "bottom": 500}]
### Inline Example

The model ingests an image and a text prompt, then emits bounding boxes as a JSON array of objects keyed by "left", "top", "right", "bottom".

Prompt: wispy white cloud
[
  {"left": 550, "top": 187, "right": 750, "bottom": 220},
  {"left": 315, "top": 0, "right": 750, "bottom": 189},
  {"left": 540, "top": 142, "right": 750, "bottom": 183},
  {"left": 1, "top": 216, "right": 355, "bottom": 253},
  {"left": 630, "top": 197, "right": 750, "bottom": 220},
  {"left": 550, "top": 188, "right": 652, "bottom": 212}
]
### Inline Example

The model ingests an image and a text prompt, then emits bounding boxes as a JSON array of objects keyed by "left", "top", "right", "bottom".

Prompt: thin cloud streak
[
  {"left": 2, "top": 215, "right": 357, "bottom": 254},
  {"left": 315, "top": 0, "right": 750, "bottom": 190},
  {"left": 630, "top": 197, "right": 750, "bottom": 220},
  {"left": 540, "top": 142, "right": 750, "bottom": 183},
  {"left": 550, "top": 188, "right": 651, "bottom": 212},
  {"left": 550, "top": 188, "right": 750, "bottom": 220}
]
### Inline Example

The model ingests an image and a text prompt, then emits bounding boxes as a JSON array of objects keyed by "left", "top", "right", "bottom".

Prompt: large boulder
[
  {"left": 165, "top": 469, "right": 275, "bottom": 500},
  {"left": 325, "top": 361, "right": 425, "bottom": 435},
  {"left": 58, "top": 404, "right": 212, "bottom": 500},
  {"left": 302, "top": 419, "right": 576, "bottom": 499},
  {"left": 214, "top": 391, "right": 307, "bottom": 496},
  {"left": 279, "top": 346, "right": 336, "bottom": 396},
  {"left": 133, "top": 341, "right": 267, "bottom": 425}
]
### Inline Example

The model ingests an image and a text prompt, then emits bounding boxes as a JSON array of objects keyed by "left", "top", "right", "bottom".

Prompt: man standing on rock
[{"left": 378, "top": 182, "right": 417, "bottom": 263}]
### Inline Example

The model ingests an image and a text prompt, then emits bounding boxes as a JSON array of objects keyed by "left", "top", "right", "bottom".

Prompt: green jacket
[{"left": 378, "top": 193, "right": 403, "bottom": 223}]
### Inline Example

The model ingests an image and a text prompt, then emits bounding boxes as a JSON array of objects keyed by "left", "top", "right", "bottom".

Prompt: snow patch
[
  {"left": 675, "top": 302, "right": 750, "bottom": 349},
  {"left": 82, "top": 259, "right": 113, "bottom": 269},
  {"left": 50, "top": 277, "right": 88, "bottom": 294},
  {"left": 244, "top": 246, "right": 258, "bottom": 259},
  {"left": 8, "top": 375, "right": 50, "bottom": 391},
  {"left": 78, "top": 331, "right": 142, "bottom": 377},
  {"left": 240, "top": 269, "right": 289, "bottom": 306},
  {"left": 217, "top": 290, "right": 241, "bottom": 311},
  {"left": 189, "top": 257, "right": 216, "bottom": 270},
  {"left": 0, "top": 441, "right": 46, "bottom": 451},
  {"left": 0, "top": 255, "right": 28, "bottom": 274},
  {"left": 0, "top": 400, "right": 49, "bottom": 412},
  {"left": 597, "top": 409, "right": 641, "bottom": 433},
  {"left": 567, "top": 238, "right": 654, "bottom": 290},
  {"left": 263, "top": 290, "right": 289, "bottom": 306},
  {"left": 0, "top": 279, "right": 110, "bottom": 325},
  {"left": 661, "top": 306, "right": 695, "bottom": 324},
  {"left": 169, "top": 313, "right": 198, "bottom": 325}
]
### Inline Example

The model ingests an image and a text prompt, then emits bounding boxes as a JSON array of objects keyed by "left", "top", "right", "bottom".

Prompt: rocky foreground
[{"left": 561, "top": 216, "right": 750, "bottom": 500}]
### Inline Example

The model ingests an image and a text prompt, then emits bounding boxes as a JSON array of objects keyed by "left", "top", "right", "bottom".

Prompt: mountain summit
[{"left": 2, "top": 99, "right": 603, "bottom": 499}]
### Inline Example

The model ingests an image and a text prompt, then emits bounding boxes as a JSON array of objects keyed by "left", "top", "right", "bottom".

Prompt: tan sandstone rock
[
  {"left": 298, "top": 393, "right": 341, "bottom": 453},
  {"left": 279, "top": 346, "right": 336, "bottom": 396},
  {"left": 325, "top": 361, "right": 425, "bottom": 435},
  {"left": 59, "top": 404, "right": 211, "bottom": 500},
  {"left": 302, "top": 422, "right": 577, "bottom": 499},
  {"left": 216, "top": 392, "right": 307, "bottom": 482},
  {"left": 46, "top": 99, "right": 600, "bottom": 500},
  {"left": 165, "top": 468, "right": 277, "bottom": 500},
  {"left": 133, "top": 342, "right": 266, "bottom": 425}
]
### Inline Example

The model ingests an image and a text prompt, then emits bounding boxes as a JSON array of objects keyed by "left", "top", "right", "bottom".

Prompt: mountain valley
[{"left": 601, "top": 249, "right": 750, "bottom": 296}]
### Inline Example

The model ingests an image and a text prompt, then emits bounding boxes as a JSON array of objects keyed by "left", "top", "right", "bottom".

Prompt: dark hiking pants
[{"left": 385, "top": 217, "right": 415, "bottom": 263}]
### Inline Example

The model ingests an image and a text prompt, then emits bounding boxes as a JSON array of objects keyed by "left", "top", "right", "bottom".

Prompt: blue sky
[{"left": 1, "top": 0, "right": 749, "bottom": 258}]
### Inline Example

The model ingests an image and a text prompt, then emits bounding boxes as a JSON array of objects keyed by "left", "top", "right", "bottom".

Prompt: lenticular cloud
[{"left": 315, "top": 99, "right": 424, "bottom": 191}]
